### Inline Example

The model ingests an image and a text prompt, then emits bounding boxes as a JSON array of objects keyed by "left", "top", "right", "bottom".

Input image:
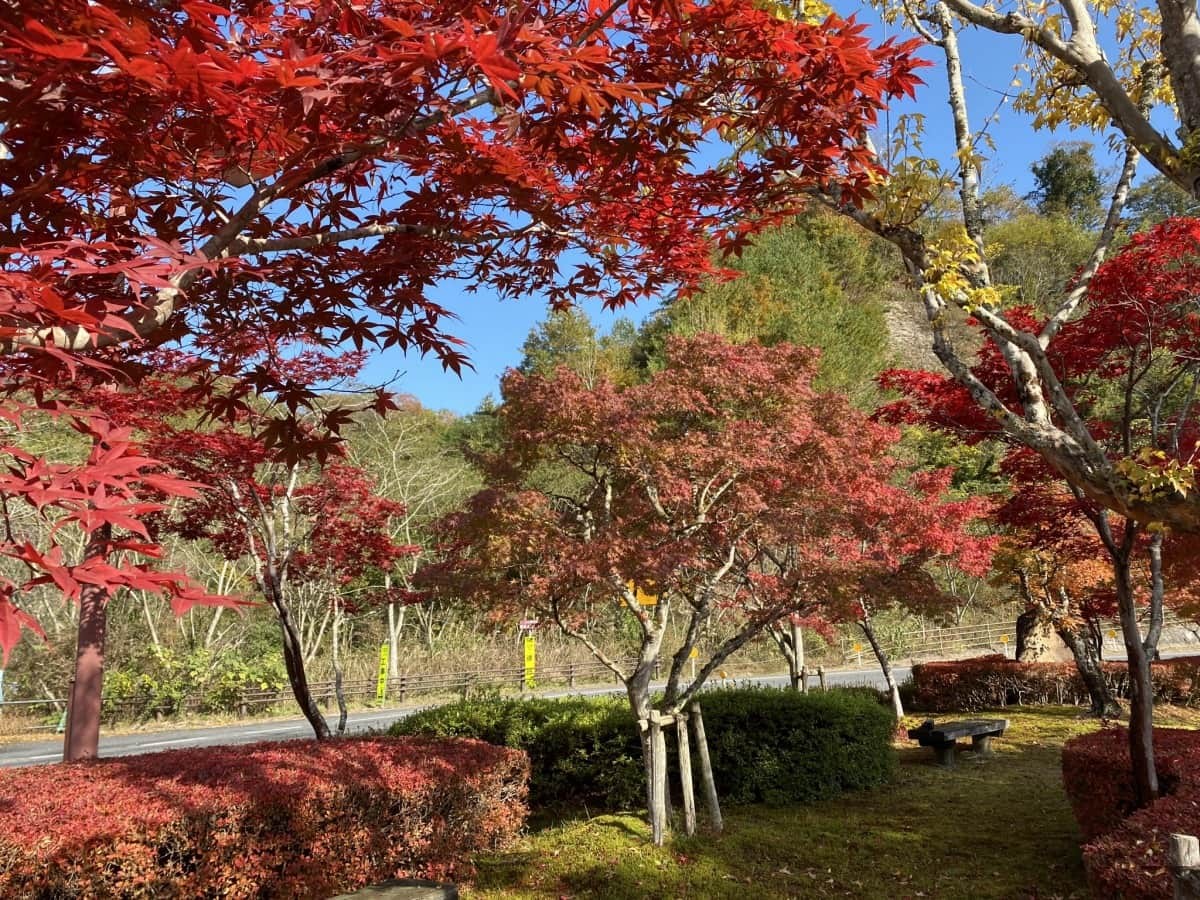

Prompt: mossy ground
[{"left": 468, "top": 705, "right": 1200, "bottom": 899}]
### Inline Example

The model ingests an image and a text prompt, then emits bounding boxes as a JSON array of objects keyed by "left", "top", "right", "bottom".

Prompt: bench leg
[
  {"left": 972, "top": 735, "right": 994, "bottom": 756},
  {"left": 935, "top": 742, "right": 956, "bottom": 767}
]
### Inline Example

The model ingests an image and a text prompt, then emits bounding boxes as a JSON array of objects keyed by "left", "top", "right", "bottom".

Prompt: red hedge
[
  {"left": 1083, "top": 792, "right": 1200, "bottom": 900},
  {"left": 0, "top": 736, "right": 528, "bottom": 898},
  {"left": 910, "top": 654, "right": 1200, "bottom": 712},
  {"left": 1062, "top": 727, "right": 1200, "bottom": 840},
  {"left": 1062, "top": 728, "right": 1200, "bottom": 899}
]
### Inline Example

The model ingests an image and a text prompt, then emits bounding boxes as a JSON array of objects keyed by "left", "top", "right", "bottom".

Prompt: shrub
[
  {"left": 1062, "top": 727, "right": 1199, "bottom": 840},
  {"left": 909, "top": 654, "right": 1200, "bottom": 712},
  {"left": 695, "top": 686, "right": 896, "bottom": 804},
  {"left": 0, "top": 737, "right": 528, "bottom": 898},
  {"left": 391, "top": 686, "right": 895, "bottom": 811},
  {"left": 1062, "top": 727, "right": 1200, "bottom": 899},
  {"left": 102, "top": 647, "right": 290, "bottom": 721},
  {"left": 391, "top": 695, "right": 644, "bottom": 811},
  {"left": 1083, "top": 791, "right": 1200, "bottom": 900}
]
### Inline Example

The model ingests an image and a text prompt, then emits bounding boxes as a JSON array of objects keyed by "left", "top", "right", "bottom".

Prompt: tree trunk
[
  {"left": 1016, "top": 609, "right": 1061, "bottom": 661},
  {"left": 267, "top": 574, "right": 330, "bottom": 740},
  {"left": 332, "top": 602, "right": 348, "bottom": 736},
  {"left": 767, "top": 621, "right": 804, "bottom": 691},
  {"left": 790, "top": 619, "right": 804, "bottom": 691},
  {"left": 860, "top": 614, "right": 903, "bottom": 720},
  {"left": 64, "top": 526, "right": 112, "bottom": 763},
  {"left": 1056, "top": 621, "right": 1122, "bottom": 717},
  {"left": 1114, "top": 552, "right": 1157, "bottom": 806},
  {"left": 386, "top": 574, "right": 402, "bottom": 681}
]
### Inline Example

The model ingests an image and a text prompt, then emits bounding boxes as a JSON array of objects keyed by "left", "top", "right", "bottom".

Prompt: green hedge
[
  {"left": 697, "top": 686, "right": 897, "bottom": 804},
  {"left": 390, "top": 694, "right": 644, "bottom": 811},
  {"left": 389, "top": 686, "right": 895, "bottom": 811}
]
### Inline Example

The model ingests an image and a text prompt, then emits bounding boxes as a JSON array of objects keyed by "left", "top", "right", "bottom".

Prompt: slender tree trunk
[
  {"left": 1113, "top": 552, "right": 1157, "bottom": 806},
  {"left": 64, "top": 526, "right": 112, "bottom": 763},
  {"left": 386, "top": 574, "right": 402, "bottom": 680},
  {"left": 266, "top": 574, "right": 330, "bottom": 740},
  {"left": 860, "top": 614, "right": 903, "bottom": 720},
  {"left": 790, "top": 619, "right": 804, "bottom": 691},
  {"left": 332, "top": 601, "right": 348, "bottom": 736},
  {"left": 1056, "top": 621, "right": 1121, "bottom": 717},
  {"left": 767, "top": 620, "right": 804, "bottom": 691}
]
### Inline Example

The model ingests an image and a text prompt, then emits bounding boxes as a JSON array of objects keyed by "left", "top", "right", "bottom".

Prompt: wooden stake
[
  {"left": 650, "top": 713, "right": 668, "bottom": 845},
  {"left": 690, "top": 703, "right": 723, "bottom": 833},
  {"left": 1170, "top": 833, "right": 1200, "bottom": 900},
  {"left": 676, "top": 713, "right": 696, "bottom": 836}
]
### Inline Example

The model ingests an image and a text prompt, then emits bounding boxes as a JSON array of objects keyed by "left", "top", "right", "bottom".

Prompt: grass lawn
[{"left": 468, "top": 705, "right": 1200, "bottom": 899}]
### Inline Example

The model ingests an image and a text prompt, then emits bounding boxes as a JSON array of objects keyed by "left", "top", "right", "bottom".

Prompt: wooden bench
[{"left": 907, "top": 718, "right": 1008, "bottom": 767}]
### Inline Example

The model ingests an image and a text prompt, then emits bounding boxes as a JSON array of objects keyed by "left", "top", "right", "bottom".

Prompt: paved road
[{"left": 0, "top": 665, "right": 903, "bottom": 767}]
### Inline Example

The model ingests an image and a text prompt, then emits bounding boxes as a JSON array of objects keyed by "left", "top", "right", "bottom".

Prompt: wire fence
[
  {"left": 0, "top": 656, "right": 643, "bottom": 732},
  {"left": 838, "top": 613, "right": 1200, "bottom": 663},
  {"left": 5, "top": 615, "right": 1198, "bottom": 732}
]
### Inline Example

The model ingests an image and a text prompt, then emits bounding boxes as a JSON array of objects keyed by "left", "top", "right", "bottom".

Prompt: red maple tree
[
  {"left": 0, "top": 0, "right": 924, "bottom": 733},
  {"left": 151, "top": 407, "right": 415, "bottom": 741},
  {"left": 420, "top": 335, "right": 989, "bottom": 840},
  {"left": 878, "top": 218, "right": 1200, "bottom": 804}
]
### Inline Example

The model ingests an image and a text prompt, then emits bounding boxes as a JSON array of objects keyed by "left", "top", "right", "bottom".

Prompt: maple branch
[
  {"left": 614, "top": 576, "right": 654, "bottom": 639},
  {"left": 934, "top": 3, "right": 986, "bottom": 249},
  {"left": 643, "top": 482, "right": 670, "bottom": 522},
  {"left": 672, "top": 609, "right": 779, "bottom": 712},
  {"left": 576, "top": 0, "right": 630, "bottom": 45},
  {"left": 0, "top": 82, "right": 505, "bottom": 357},
  {"left": 228, "top": 222, "right": 545, "bottom": 255},
  {"left": 550, "top": 594, "right": 627, "bottom": 684},
  {"left": 697, "top": 474, "right": 737, "bottom": 520},
  {"left": 902, "top": 0, "right": 943, "bottom": 46}
]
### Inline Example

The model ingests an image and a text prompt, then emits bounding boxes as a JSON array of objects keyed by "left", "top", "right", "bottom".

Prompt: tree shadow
[{"left": 470, "top": 736, "right": 1091, "bottom": 899}]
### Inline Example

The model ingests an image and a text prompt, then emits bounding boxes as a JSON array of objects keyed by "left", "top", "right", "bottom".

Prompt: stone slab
[{"left": 330, "top": 879, "right": 459, "bottom": 899}]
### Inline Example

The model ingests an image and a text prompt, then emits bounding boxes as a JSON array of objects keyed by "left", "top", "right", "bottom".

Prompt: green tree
[
  {"left": 984, "top": 214, "right": 1096, "bottom": 312},
  {"left": 634, "top": 213, "right": 895, "bottom": 403},
  {"left": 1029, "top": 143, "right": 1104, "bottom": 227},
  {"left": 518, "top": 309, "right": 639, "bottom": 386},
  {"left": 1123, "top": 175, "right": 1200, "bottom": 230}
]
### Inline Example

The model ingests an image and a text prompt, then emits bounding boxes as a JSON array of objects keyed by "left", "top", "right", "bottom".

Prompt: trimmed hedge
[
  {"left": 1062, "top": 727, "right": 1200, "bottom": 899},
  {"left": 391, "top": 694, "right": 645, "bottom": 811},
  {"left": 909, "top": 653, "right": 1200, "bottom": 712},
  {"left": 390, "top": 686, "right": 896, "bottom": 811},
  {"left": 0, "top": 737, "right": 528, "bottom": 898},
  {"left": 1084, "top": 789, "right": 1200, "bottom": 899},
  {"left": 691, "top": 686, "right": 897, "bottom": 804}
]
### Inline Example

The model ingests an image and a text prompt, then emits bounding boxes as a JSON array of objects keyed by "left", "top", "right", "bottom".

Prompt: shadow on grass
[{"left": 469, "top": 709, "right": 1106, "bottom": 899}]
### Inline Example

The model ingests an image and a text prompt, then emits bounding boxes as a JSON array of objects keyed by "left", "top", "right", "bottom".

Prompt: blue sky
[{"left": 361, "top": 6, "right": 1150, "bottom": 416}]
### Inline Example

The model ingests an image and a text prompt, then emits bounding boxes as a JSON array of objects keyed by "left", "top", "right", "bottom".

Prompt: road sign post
[
  {"left": 523, "top": 636, "right": 536, "bottom": 689},
  {"left": 375, "top": 643, "right": 389, "bottom": 703}
]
